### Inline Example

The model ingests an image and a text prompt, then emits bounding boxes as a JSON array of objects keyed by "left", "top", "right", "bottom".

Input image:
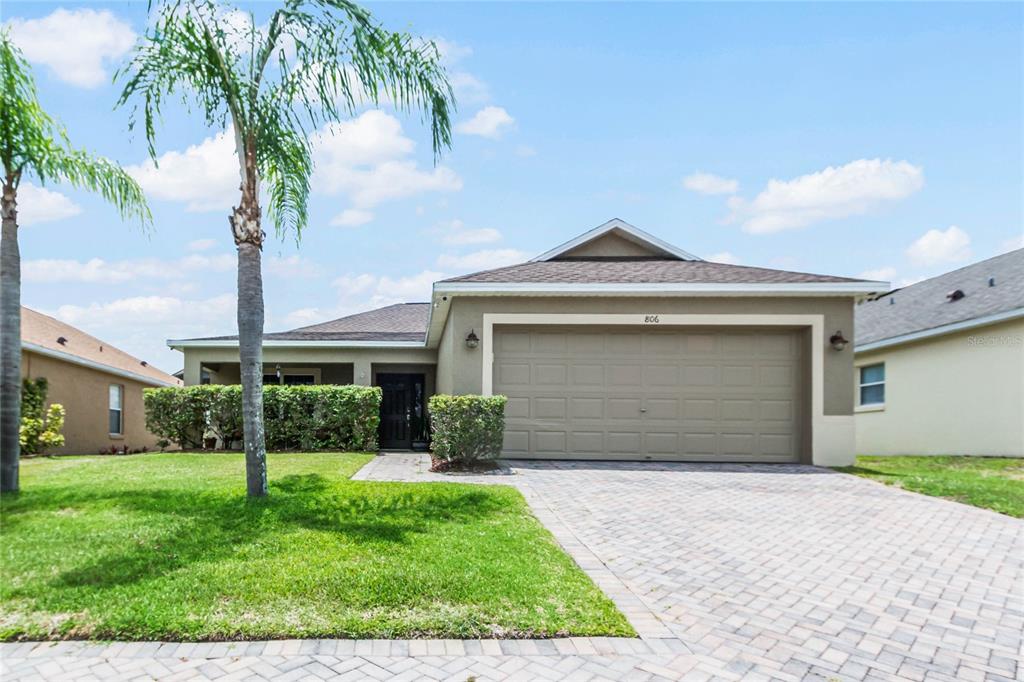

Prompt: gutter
[
  {"left": 22, "top": 341, "right": 178, "bottom": 387},
  {"left": 167, "top": 339, "right": 428, "bottom": 350},
  {"left": 855, "top": 306, "right": 1024, "bottom": 353},
  {"left": 432, "top": 281, "right": 888, "bottom": 296}
]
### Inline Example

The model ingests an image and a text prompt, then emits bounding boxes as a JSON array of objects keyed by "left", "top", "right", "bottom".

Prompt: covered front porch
[{"left": 184, "top": 347, "right": 438, "bottom": 450}]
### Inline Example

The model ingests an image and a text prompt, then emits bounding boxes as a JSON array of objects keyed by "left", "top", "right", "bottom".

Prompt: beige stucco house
[
  {"left": 171, "top": 219, "right": 886, "bottom": 465},
  {"left": 854, "top": 248, "right": 1024, "bottom": 457},
  {"left": 21, "top": 307, "right": 181, "bottom": 454}
]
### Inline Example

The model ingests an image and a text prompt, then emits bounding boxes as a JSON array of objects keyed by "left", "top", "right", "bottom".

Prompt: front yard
[
  {"left": 836, "top": 455, "right": 1024, "bottom": 517},
  {"left": 0, "top": 452, "right": 632, "bottom": 641}
]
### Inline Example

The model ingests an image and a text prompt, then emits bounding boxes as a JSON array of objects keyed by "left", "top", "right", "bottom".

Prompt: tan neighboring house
[
  {"left": 21, "top": 307, "right": 181, "bottom": 454},
  {"left": 854, "top": 249, "right": 1024, "bottom": 457},
  {"left": 170, "top": 219, "right": 886, "bottom": 466}
]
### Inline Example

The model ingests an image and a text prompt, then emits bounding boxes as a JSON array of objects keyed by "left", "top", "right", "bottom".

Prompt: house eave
[
  {"left": 22, "top": 341, "right": 178, "bottom": 387},
  {"left": 433, "top": 281, "right": 888, "bottom": 296},
  {"left": 854, "top": 306, "right": 1024, "bottom": 353},
  {"left": 167, "top": 339, "right": 427, "bottom": 350}
]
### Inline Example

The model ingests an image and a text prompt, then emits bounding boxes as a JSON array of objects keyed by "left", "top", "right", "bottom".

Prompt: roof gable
[{"left": 531, "top": 218, "right": 701, "bottom": 262}]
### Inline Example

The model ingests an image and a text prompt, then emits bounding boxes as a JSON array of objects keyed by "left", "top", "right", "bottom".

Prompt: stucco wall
[
  {"left": 436, "top": 295, "right": 856, "bottom": 416},
  {"left": 21, "top": 350, "right": 163, "bottom": 454},
  {"left": 855, "top": 318, "right": 1024, "bottom": 456}
]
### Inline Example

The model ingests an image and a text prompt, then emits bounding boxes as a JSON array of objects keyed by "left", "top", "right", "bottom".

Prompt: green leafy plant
[
  {"left": 428, "top": 394, "right": 507, "bottom": 466},
  {"left": 144, "top": 384, "right": 381, "bottom": 452},
  {"left": 18, "top": 379, "right": 65, "bottom": 455},
  {"left": 116, "top": 0, "right": 454, "bottom": 497}
]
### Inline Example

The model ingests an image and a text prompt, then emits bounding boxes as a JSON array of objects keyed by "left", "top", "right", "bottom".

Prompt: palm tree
[
  {"left": 0, "top": 33, "right": 150, "bottom": 493},
  {"left": 117, "top": 0, "right": 454, "bottom": 496}
]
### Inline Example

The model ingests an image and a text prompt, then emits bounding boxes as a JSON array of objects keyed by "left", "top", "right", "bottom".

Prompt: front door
[{"left": 377, "top": 373, "right": 428, "bottom": 450}]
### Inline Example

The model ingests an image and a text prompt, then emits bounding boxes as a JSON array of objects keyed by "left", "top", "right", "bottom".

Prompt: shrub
[
  {"left": 144, "top": 384, "right": 381, "bottom": 452},
  {"left": 19, "top": 378, "right": 66, "bottom": 455},
  {"left": 428, "top": 394, "right": 507, "bottom": 465}
]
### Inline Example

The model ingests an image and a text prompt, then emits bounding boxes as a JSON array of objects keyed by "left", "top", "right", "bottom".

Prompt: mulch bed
[{"left": 429, "top": 457, "right": 502, "bottom": 474}]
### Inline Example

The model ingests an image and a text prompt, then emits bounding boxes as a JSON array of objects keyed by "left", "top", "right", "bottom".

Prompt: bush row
[
  {"left": 428, "top": 394, "right": 507, "bottom": 465},
  {"left": 144, "top": 385, "right": 381, "bottom": 452}
]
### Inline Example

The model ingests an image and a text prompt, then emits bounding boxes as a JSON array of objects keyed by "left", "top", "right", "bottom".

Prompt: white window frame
[
  {"left": 857, "top": 363, "right": 886, "bottom": 411},
  {"left": 109, "top": 384, "right": 124, "bottom": 436}
]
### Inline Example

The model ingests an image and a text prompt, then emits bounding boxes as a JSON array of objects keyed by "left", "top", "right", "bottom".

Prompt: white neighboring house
[{"left": 854, "top": 248, "right": 1024, "bottom": 457}]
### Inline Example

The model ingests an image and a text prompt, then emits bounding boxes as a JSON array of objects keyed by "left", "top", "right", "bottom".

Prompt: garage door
[{"left": 493, "top": 326, "right": 804, "bottom": 462}]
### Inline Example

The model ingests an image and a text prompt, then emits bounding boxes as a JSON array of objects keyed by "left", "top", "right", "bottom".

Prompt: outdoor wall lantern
[
  {"left": 465, "top": 329, "right": 480, "bottom": 349},
  {"left": 829, "top": 331, "right": 849, "bottom": 351}
]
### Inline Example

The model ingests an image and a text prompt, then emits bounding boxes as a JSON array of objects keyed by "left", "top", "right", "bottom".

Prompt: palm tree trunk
[
  {"left": 232, "top": 135, "right": 267, "bottom": 497},
  {"left": 1, "top": 175, "right": 21, "bottom": 493}
]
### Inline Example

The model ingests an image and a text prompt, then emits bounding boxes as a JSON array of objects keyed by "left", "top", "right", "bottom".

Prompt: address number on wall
[{"left": 644, "top": 315, "right": 660, "bottom": 324}]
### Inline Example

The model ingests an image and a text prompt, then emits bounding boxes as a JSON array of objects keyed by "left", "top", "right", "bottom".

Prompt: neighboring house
[
  {"left": 21, "top": 307, "right": 181, "bottom": 454},
  {"left": 854, "top": 249, "right": 1024, "bottom": 457},
  {"left": 171, "top": 219, "right": 884, "bottom": 465}
]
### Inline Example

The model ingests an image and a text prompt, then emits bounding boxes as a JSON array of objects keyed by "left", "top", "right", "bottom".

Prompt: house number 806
[{"left": 644, "top": 315, "right": 660, "bottom": 323}]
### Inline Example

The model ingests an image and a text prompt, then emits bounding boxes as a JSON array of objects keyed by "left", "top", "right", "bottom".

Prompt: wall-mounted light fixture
[
  {"left": 275, "top": 363, "right": 282, "bottom": 380},
  {"left": 829, "top": 331, "right": 849, "bottom": 351},
  {"left": 465, "top": 329, "right": 480, "bottom": 349}
]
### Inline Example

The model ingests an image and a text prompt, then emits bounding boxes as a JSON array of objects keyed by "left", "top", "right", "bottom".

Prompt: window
[
  {"left": 108, "top": 384, "right": 124, "bottom": 435},
  {"left": 262, "top": 373, "right": 280, "bottom": 385},
  {"left": 283, "top": 374, "right": 316, "bottom": 386},
  {"left": 859, "top": 364, "right": 885, "bottom": 406}
]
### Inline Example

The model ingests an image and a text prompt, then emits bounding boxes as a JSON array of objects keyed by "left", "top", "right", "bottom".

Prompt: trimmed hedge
[
  {"left": 428, "top": 394, "right": 507, "bottom": 465},
  {"left": 144, "top": 384, "right": 382, "bottom": 452}
]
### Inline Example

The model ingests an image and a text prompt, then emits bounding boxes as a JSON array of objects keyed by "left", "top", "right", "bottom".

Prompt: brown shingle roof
[
  {"left": 442, "top": 259, "right": 865, "bottom": 284},
  {"left": 190, "top": 303, "right": 430, "bottom": 342},
  {"left": 21, "top": 307, "right": 181, "bottom": 386}
]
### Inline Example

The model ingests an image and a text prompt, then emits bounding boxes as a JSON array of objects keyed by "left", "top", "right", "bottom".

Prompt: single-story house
[
  {"left": 854, "top": 248, "right": 1024, "bottom": 457},
  {"left": 171, "top": 219, "right": 886, "bottom": 465},
  {"left": 21, "top": 306, "right": 182, "bottom": 454}
]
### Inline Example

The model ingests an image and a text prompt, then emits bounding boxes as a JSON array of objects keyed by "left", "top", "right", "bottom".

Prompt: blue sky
[{"left": 6, "top": 1, "right": 1022, "bottom": 372}]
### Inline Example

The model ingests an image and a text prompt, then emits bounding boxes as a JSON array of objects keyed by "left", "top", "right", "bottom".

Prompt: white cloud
[
  {"left": 456, "top": 106, "right": 515, "bottom": 139},
  {"left": 906, "top": 225, "right": 972, "bottom": 266},
  {"left": 330, "top": 209, "right": 374, "bottom": 227},
  {"left": 435, "top": 219, "right": 502, "bottom": 246},
  {"left": 50, "top": 293, "right": 236, "bottom": 371},
  {"left": 431, "top": 38, "right": 472, "bottom": 64},
  {"left": 706, "top": 251, "right": 741, "bottom": 265},
  {"left": 683, "top": 172, "right": 738, "bottom": 196},
  {"left": 1000, "top": 233, "right": 1024, "bottom": 253},
  {"left": 437, "top": 249, "right": 528, "bottom": 271},
  {"left": 6, "top": 9, "right": 136, "bottom": 88},
  {"left": 16, "top": 183, "right": 81, "bottom": 226},
  {"left": 285, "top": 270, "right": 444, "bottom": 328},
  {"left": 264, "top": 255, "right": 322, "bottom": 278},
  {"left": 24, "top": 254, "right": 234, "bottom": 284},
  {"left": 858, "top": 266, "right": 897, "bottom": 282},
  {"left": 187, "top": 238, "right": 218, "bottom": 252},
  {"left": 450, "top": 72, "right": 490, "bottom": 104},
  {"left": 312, "top": 111, "right": 461, "bottom": 208},
  {"left": 126, "top": 130, "right": 238, "bottom": 212},
  {"left": 728, "top": 159, "right": 924, "bottom": 234}
]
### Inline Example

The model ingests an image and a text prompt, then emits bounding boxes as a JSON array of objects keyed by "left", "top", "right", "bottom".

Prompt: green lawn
[
  {"left": 835, "top": 456, "right": 1024, "bottom": 518},
  {"left": 0, "top": 452, "right": 632, "bottom": 641}
]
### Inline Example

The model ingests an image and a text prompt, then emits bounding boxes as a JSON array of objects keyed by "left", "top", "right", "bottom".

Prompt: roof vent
[
  {"left": 988, "top": 277, "right": 996, "bottom": 287},
  {"left": 141, "top": 361, "right": 148, "bottom": 367},
  {"left": 56, "top": 336, "right": 68, "bottom": 345},
  {"left": 889, "top": 297, "right": 895, "bottom": 305},
  {"left": 946, "top": 289, "right": 966, "bottom": 302}
]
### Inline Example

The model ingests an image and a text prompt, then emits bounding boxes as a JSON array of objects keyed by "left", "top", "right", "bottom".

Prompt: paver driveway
[
  {"left": 508, "top": 460, "right": 1023, "bottom": 681},
  {"left": 4, "top": 456, "right": 1021, "bottom": 681}
]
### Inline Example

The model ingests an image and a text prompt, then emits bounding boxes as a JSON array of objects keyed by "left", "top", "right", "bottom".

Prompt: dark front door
[{"left": 377, "top": 373, "right": 427, "bottom": 450}]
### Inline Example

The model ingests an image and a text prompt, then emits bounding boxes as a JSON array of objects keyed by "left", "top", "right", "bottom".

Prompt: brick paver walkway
[{"left": 3, "top": 455, "right": 1021, "bottom": 681}]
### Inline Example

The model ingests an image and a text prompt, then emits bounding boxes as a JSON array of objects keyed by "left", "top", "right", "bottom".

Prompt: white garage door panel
[{"left": 494, "top": 327, "right": 803, "bottom": 462}]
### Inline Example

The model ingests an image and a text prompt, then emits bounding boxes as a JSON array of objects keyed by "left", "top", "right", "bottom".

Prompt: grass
[
  {"left": 835, "top": 456, "right": 1024, "bottom": 518},
  {"left": 0, "top": 452, "right": 632, "bottom": 642}
]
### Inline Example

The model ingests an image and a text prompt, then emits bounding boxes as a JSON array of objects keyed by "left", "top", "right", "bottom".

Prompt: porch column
[
  {"left": 353, "top": 357, "right": 372, "bottom": 386},
  {"left": 183, "top": 352, "right": 203, "bottom": 386}
]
